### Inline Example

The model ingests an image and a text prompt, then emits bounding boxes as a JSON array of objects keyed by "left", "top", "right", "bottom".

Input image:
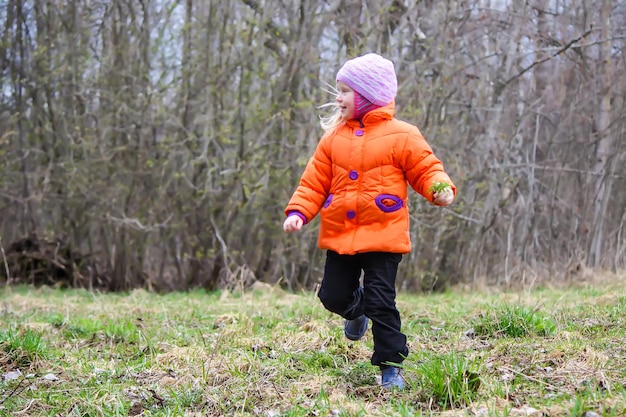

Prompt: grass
[
  {"left": 0, "top": 327, "right": 48, "bottom": 367},
  {"left": 410, "top": 351, "right": 482, "bottom": 408},
  {"left": 1, "top": 279, "right": 626, "bottom": 416},
  {"left": 472, "top": 303, "right": 557, "bottom": 338}
]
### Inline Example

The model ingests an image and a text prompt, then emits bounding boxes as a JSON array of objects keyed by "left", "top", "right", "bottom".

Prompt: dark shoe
[
  {"left": 344, "top": 315, "right": 369, "bottom": 341},
  {"left": 381, "top": 366, "right": 405, "bottom": 390}
]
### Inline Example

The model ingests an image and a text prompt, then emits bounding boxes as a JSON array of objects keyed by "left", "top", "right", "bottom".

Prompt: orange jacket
[{"left": 285, "top": 102, "right": 456, "bottom": 254}]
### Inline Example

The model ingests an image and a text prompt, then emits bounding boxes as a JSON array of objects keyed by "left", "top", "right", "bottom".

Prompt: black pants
[{"left": 317, "top": 250, "right": 409, "bottom": 367}]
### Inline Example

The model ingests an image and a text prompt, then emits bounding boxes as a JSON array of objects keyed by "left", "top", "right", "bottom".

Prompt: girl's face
[{"left": 336, "top": 81, "right": 355, "bottom": 120}]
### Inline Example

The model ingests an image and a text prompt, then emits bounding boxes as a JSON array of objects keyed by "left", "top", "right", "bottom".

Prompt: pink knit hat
[{"left": 336, "top": 53, "right": 397, "bottom": 107}]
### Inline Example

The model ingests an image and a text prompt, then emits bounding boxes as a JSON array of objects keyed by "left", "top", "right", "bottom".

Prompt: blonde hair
[{"left": 318, "top": 83, "right": 345, "bottom": 132}]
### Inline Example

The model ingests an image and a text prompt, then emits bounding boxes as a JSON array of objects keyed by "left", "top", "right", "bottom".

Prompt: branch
[
  {"left": 106, "top": 214, "right": 173, "bottom": 232},
  {"left": 0, "top": 376, "right": 32, "bottom": 405},
  {"left": 487, "top": 163, "right": 625, "bottom": 179},
  {"left": 497, "top": 27, "right": 594, "bottom": 93},
  {"left": 210, "top": 215, "right": 232, "bottom": 277},
  {"left": 0, "top": 237, "right": 11, "bottom": 285},
  {"left": 498, "top": 366, "right": 566, "bottom": 394},
  {"left": 240, "top": 0, "right": 288, "bottom": 57}
]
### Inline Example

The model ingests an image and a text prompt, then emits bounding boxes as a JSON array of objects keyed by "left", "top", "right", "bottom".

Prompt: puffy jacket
[{"left": 285, "top": 102, "right": 455, "bottom": 254}]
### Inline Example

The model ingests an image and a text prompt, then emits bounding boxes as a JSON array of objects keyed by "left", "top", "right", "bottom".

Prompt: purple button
[
  {"left": 349, "top": 170, "right": 358, "bottom": 180},
  {"left": 355, "top": 130, "right": 364, "bottom": 136},
  {"left": 346, "top": 210, "right": 356, "bottom": 219}
]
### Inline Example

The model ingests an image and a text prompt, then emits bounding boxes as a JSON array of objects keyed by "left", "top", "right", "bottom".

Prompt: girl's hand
[
  {"left": 433, "top": 187, "right": 454, "bottom": 206},
  {"left": 283, "top": 215, "right": 304, "bottom": 232}
]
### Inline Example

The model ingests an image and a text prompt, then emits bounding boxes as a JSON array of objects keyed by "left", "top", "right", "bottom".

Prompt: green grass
[
  {"left": 410, "top": 351, "right": 482, "bottom": 407},
  {"left": 0, "top": 327, "right": 48, "bottom": 367},
  {"left": 1, "top": 280, "right": 626, "bottom": 416},
  {"left": 472, "top": 303, "right": 557, "bottom": 338}
]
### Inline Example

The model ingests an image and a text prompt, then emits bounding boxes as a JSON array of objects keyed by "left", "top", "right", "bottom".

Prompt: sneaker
[
  {"left": 344, "top": 315, "right": 369, "bottom": 341},
  {"left": 381, "top": 366, "right": 405, "bottom": 390}
]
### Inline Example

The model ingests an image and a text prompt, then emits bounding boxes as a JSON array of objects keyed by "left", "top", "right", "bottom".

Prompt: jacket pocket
[{"left": 375, "top": 194, "right": 403, "bottom": 213}]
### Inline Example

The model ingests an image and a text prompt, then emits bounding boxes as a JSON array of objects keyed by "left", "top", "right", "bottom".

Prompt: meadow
[{"left": 1, "top": 277, "right": 625, "bottom": 416}]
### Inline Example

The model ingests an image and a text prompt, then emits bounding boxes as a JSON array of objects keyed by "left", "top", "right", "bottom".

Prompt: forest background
[{"left": 0, "top": 0, "right": 624, "bottom": 293}]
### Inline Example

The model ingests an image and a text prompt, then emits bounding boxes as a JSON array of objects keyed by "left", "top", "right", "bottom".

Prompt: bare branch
[
  {"left": 0, "top": 236, "right": 11, "bottom": 285},
  {"left": 497, "top": 27, "right": 594, "bottom": 92}
]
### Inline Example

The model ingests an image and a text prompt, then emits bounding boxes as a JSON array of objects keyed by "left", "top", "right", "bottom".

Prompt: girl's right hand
[{"left": 283, "top": 215, "right": 304, "bottom": 233}]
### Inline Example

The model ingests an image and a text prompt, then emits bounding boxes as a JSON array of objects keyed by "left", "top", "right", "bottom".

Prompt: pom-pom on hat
[{"left": 336, "top": 53, "right": 397, "bottom": 107}]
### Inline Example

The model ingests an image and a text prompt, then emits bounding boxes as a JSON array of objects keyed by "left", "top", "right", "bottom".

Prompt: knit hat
[{"left": 336, "top": 53, "right": 397, "bottom": 107}]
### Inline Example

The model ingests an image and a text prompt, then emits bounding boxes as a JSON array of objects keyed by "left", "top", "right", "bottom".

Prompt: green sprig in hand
[
  {"left": 428, "top": 181, "right": 450, "bottom": 194},
  {"left": 428, "top": 181, "right": 454, "bottom": 206}
]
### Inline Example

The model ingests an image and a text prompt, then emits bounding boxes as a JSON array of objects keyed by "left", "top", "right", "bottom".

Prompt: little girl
[{"left": 283, "top": 53, "right": 456, "bottom": 390}]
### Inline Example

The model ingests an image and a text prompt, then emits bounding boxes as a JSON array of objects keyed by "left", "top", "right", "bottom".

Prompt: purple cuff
[{"left": 287, "top": 211, "right": 307, "bottom": 225}]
